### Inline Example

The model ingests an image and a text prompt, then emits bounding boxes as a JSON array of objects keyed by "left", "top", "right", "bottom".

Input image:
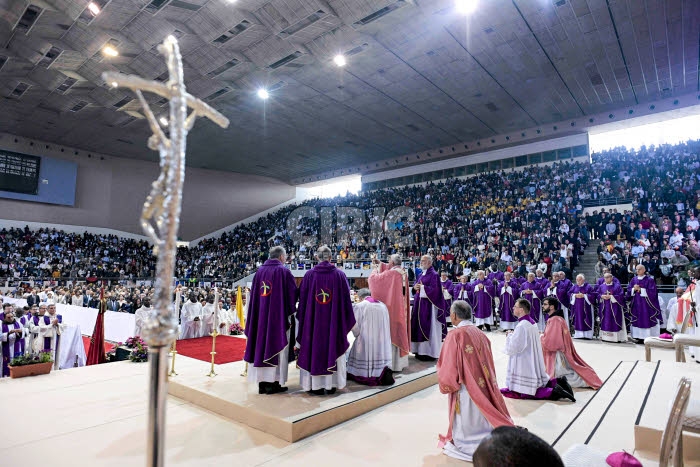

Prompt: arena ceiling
[{"left": 0, "top": 0, "right": 698, "bottom": 183}]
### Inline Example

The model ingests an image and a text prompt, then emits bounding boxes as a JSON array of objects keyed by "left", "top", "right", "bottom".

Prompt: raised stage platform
[
  {"left": 2, "top": 333, "right": 700, "bottom": 466},
  {"left": 168, "top": 355, "right": 437, "bottom": 442}
]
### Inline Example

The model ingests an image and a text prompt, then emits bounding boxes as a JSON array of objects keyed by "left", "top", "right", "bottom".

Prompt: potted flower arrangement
[
  {"left": 229, "top": 323, "right": 244, "bottom": 336},
  {"left": 125, "top": 336, "right": 149, "bottom": 362},
  {"left": 106, "top": 337, "right": 149, "bottom": 362},
  {"left": 9, "top": 351, "right": 54, "bottom": 378}
]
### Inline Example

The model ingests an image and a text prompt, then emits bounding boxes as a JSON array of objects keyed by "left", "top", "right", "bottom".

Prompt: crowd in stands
[{"left": 0, "top": 140, "right": 698, "bottom": 291}]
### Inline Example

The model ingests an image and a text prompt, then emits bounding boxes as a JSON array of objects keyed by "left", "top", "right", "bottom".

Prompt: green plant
[{"left": 10, "top": 351, "right": 53, "bottom": 367}]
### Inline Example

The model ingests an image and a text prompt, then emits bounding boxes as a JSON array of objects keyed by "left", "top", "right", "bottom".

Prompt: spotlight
[
  {"left": 103, "top": 45, "right": 119, "bottom": 57},
  {"left": 333, "top": 54, "right": 347, "bottom": 67},
  {"left": 87, "top": 2, "right": 100, "bottom": 15},
  {"left": 257, "top": 88, "right": 269, "bottom": 100},
  {"left": 455, "top": 0, "right": 477, "bottom": 14},
  {"left": 159, "top": 117, "right": 168, "bottom": 127}
]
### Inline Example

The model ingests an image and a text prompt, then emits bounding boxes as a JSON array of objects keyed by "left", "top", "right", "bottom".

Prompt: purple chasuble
[
  {"left": 471, "top": 279, "right": 494, "bottom": 319},
  {"left": 498, "top": 280, "right": 519, "bottom": 323},
  {"left": 569, "top": 283, "right": 596, "bottom": 332},
  {"left": 626, "top": 275, "right": 661, "bottom": 329},
  {"left": 441, "top": 279, "right": 454, "bottom": 309},
  {"left": 520, "top": 280, "right": 544, "bottom": 322},
  {"left": 411, "top": 267, "right": 447, "bottom": 342},
  {"left": 2, "top": 321, "right": 24, "bottom": 377},
  {"left": 297, "top": 261, "right": 356, "bottom": 376},
  {"left": 451, "top": 283, "right": 473, "bottom": 306},
  {"left": 42, "top": 314, "right": 62, "bottom": 352},
  {"left": 487, "top": 270, "right": 505, "bottom": 282},
  {"left": 244, "top": 258, "right": 298, "bottom": 367},
  {"left": 597, "top": 282, "right": 626, "bottom": 332}
]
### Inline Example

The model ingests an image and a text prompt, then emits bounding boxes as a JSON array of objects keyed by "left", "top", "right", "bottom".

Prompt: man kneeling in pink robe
[
  {"left": 541, "top": 296, "right": 602, "bottom": 389},
  {"left": 437, "top": 300, "right": 514, "bottom": 462}
]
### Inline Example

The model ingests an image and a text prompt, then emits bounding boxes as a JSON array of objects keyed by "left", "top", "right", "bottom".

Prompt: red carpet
[
  {"left": 82, "top": 336, "right": 115, "bottom": 356},
  {"left": 176, "top": 336, "right": 247, "bottom": 364}
]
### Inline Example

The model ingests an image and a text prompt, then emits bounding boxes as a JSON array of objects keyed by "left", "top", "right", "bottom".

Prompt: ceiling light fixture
[
  {"left": 87, "top": 2, "right": 101, "bottom": 15},
  {"left": 102, "top": 45, "right": 119, "bottom": 57},
  {"left": 333, "top": 54, "right": 347, "bottom": 67},
  {"left": 257, "top": 88, "right": 269, "bottom": 100},
  {"left": 455, "top": 0, "right": 477, "bottom": 15},
  {"left": 159, "top": 117, "right": 168, "bottom": 127}
]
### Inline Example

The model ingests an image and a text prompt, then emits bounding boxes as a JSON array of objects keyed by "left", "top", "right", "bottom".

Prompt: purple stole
[
  {"left": 498, "top": 280, "right": 519, "bottom": 323},
  {"left": 518, "top": 314, "right": 537, "bottom": 325},
  {"left": 42, "top": 314, "right": 62, "bottom": 352},
  {"left": 597, "top": 282, "right": 625, "bottom": 332},
  {"left": 2, "top": 321, "right": 24, "bottom": 377}
]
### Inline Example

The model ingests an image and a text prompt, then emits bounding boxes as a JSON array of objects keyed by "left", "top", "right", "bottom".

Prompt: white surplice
[
  {"left": 503, "top": 318, "right": 550, "bottom": 396},
  {"left": 410, "top": 286, "right": 443, "bottom": 359},
  {"left": 443, "top": 321, "right": 494, "bottom": 462},
  {"left": 347, "top": 299, "right": 393, "bottom": 379},
  {"left": 299, "top": 356, "right": 347, "bottom": 391},
  {"left": 201, "top": 303, "right": 216, "bottom": 336},
  {"left": 133, "top": 306, "right": 152, "bottom": 337},
  {"left": 180, "top": 301, "right": 202, "bottom": 339},
  {"left": 248, "top": 328, "right": 291, "bottom": 386},
  {"left": 552, "top": 352, "right": 587, "bottom": 388}
]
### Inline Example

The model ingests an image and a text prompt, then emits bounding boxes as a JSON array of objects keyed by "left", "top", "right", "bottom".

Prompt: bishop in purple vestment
[
  {"left": 411, "top": 256, "right": 447, "bottom": 360},
  {"left": 297, "top": 246, "right": 356, "bottom": 394},
  {"left": 451, "top": 276, "right": 473, "bottom": 308},
  {"left": 440, "top": 272, "right": 454, "bottom": 319},
  {"left": 520, "top": 273, "right": 545, "bottom": 331},
  {"left": 568, "top": 274, "right": 597, "bottom": 339},
  {"left": 596, "top": 274, "right": 628, "bottom": 342},
  {"left": 546, "top": 273, "right": 571, "bottom": 328},
  {"left": 498, "top": 272, "right": 519, "bottom": 330},
  {"left": 1, "top": 308, "right": 27, "bottom": 377},
  {"left": 471, "top": 270, "right": 495, "bottom": 329},
  {"left": 244, "top": 246, "right": 298, "bottom": 394},
  {"left": 626, "top": 264, "right": 661, "bottom": 340}
]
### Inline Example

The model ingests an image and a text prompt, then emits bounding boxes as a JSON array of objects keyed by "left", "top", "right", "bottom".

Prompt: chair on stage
[
  {"left": 644, "top": 310, "right": 693, "bottom": 362},
  {"left": 561, "top": 377, "right": 691, "bottom": 467}
]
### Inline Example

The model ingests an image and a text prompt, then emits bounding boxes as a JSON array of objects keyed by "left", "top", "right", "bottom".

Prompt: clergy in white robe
[
  {"left": 500, "top": 299, "right": 575, "bottom": 402},
  {"left": 437, "top": 300, "right": 514, "bottom": 462},
  {"left": 38, "top": 303, "right": 65, "bottom": 370},
  {"left": 346, "top": 289, "right": 394, "bottom": 386},
  {"left": 664, "top": 287, "right": 685, "bottom": 332},
  {"left": 133, "top": 299, "right": 152, "bottom": 337},
  {"left": 180, "top": 293, "right": 203, "bottom": 339},
  {"left": 201, "top": 297, "right": 217, "bottom": 336},
  {"left": 1, "top": 308, "right": 28, "bottom": 377}
]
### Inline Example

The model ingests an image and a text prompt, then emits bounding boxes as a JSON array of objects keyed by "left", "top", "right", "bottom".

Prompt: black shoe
[
  {"left": 266, "top": 382, "right": 289, "bottom": 394},
  {"left": 551, "top": 384, "right": 576, "bottom": 402},
  {"left": 325, "top": 388, "right": 337, "bottom": 395},
  {"left": 484, "top": 324, "right": 491, "bottom": 332},
  {"left": 308, "top": 389, "right": 325, "bottom": 396},
  {"left": 556, "top": 376, "right": 574, "bottom": 398},
  {"left": 258, "top": 382, "right": 272, "bottom": 394},
  {"left": 415, "top": 354, "right": 436, "bottom": 362}
]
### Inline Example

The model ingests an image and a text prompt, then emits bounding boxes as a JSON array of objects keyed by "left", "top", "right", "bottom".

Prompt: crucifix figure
[{"left": 101, "top": 35, "right": 229, "bottom": 467}]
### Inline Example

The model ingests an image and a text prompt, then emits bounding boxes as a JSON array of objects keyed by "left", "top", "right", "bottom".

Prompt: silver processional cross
[{"left": 102, "top": 36, "right": 229, "bottom": 467}]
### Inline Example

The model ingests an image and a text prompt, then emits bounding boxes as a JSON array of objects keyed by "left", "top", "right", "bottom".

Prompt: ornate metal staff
[
  {"left": 102, "top": 36, "right": 229, "bottom": 467},
  {"left": 207, "top": 287, "right": 219, "bottom": 377},
  {"left": 168, "top": 290, "right": 181, "bottom": 377}
]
